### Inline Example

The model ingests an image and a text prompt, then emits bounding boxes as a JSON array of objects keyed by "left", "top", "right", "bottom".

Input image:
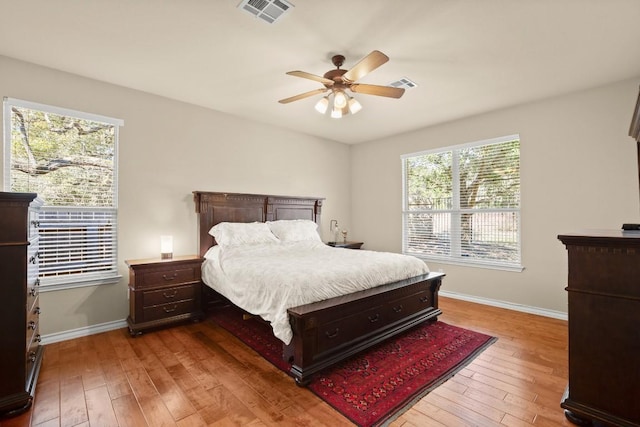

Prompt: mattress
[{"left": 202, "top": 240, "right": 429, "bottom": 344}]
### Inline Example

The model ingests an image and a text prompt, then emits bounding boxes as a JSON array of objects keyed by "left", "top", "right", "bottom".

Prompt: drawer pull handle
[
  {"left": 162, "top": 273, "right": 178, "bottom": 281},
  {"left": 420, "top": 296, "right": 429, "bottom": 303},
  {"left": 28, "top": 321, "right": 37, "bottom": 330},
  {"left": 28, "top": 351, "right": 37, "bottom": 363},
  {"left": 35, "top": 278, "right": 40, "bottom": 287},
  {"left": 325, "top": 328, "right": 339, "bottom": 339},
  {"left": 393, "top": 304, "right": 403, "bottom": 313},
  {"left": 34, "top": 306, "right": 41, "bottom": 315},
  {"left": 36, "top": 334, "right": 41, "bottom": 343},
  {"left": 163, "top": 304, "right": 178, "bottom": 313},
  {"left": 31, "top": 220, "right": 40, "bottom": 228},
  {"left": 29, "top": 252, "right": 39, "bottom": 264},
  {"left": 368, "top": 314, "right": 380, "bottom": 323},
  {"left": 163, "top": 290, "right": 178, "bottom": 298},
  {"left": 30, "top": 287, "right": 38, "bottom": 297}
]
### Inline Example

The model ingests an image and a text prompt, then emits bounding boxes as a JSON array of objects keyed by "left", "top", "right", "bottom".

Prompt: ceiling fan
[{"left": 278, "top": 50, "right": 405, "bottom": 118}]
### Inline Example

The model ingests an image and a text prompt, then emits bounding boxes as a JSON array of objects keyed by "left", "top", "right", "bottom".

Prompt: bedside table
[
  {"left": 126, "top": 255, "right": 204, "bottom": 336},
  {"left": 327, "top": 241, "right": 364, "bottom": 249}
]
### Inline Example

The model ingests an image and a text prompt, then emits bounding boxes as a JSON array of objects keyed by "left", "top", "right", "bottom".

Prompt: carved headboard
[{"left": 193, "top": 191, "right": 324, "bottom": 257}]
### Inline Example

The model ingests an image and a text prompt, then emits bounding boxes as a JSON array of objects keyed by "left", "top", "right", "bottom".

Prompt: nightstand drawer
[
  {"left": 142, "top": 284, "right": 197, "bottom": 307},
  {"left": 140, "top": 266, "right": 199, "bottom": 288},
  {"left": 143, "top": 299, "right": 196, "bottom": 322}
]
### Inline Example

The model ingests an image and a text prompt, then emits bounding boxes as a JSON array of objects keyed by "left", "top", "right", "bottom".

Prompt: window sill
[
  {"left": 39, "top": 275, "right": 122, "bottom": 292},
  {"left": 408, "top": 254, "right": 524, "bottom": 273}
]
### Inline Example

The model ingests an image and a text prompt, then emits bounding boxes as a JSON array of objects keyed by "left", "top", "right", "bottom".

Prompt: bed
[{"left": 193, "top": 191, "right": 444, "bottom": 385}]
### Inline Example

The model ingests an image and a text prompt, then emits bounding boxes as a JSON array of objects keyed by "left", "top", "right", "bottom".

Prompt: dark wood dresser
[
  {"left": 558, "top": 230, "right": 640, "bottom": 426},
  {"left": 0, "top": 192, "right": 44, "bottom": 417},
  {"left": 126, "top": 255, "right": 204, "bottom": 335}
]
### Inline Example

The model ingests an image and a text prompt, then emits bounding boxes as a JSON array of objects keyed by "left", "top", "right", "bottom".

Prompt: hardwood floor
[{"left": 0, "top": 297, "right": 572, "bottom": 427}]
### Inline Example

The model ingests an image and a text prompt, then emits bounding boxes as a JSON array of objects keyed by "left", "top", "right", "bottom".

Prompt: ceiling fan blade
[
  {"left": 350, "top": 84, "right": 405, "bottom": 99},
  {"left": 286, "top": 71, "right": 334, "bottom": 86},
  {"left": 278, "top": 88, "right": 328, "bottom": 104},
  {"left": 342, "top": 50, "right": 389, "bottom": 84}
]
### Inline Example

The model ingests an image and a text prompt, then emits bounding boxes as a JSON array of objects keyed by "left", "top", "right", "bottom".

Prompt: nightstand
[
  {"left": 327, "top": 241, "right": 364, "bottom": 249},
  {"left": 126, "top": 255, "right": 204, "bottom": 336}
]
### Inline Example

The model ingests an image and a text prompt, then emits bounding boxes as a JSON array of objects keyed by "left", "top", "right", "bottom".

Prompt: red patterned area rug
[{"left": 209, "top": 306, "right": 496, "bottom": 427}]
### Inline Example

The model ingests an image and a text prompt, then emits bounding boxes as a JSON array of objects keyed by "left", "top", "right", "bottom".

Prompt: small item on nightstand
[
  {"left": 330, "top": 219, "right": 340, "bottom": 243},
  {"left": 622, "top": 223, "right": 640, "bottom": 230},
  {"left": 341, "top": 229, "right": 348, "bottom": 243},
  {"left": 160, "top": 235, "right": 173, "bottom": 259}
]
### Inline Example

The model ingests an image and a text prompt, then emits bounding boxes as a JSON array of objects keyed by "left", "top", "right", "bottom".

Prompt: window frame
[
  {"left": 401, "top": 134, "right": 523, "bottom": 272},
  {"left": 3, "top": 97, "right": 123, "bottom": 291}
]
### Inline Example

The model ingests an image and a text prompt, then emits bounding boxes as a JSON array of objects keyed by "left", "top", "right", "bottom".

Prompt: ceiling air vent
[
  {"left": 389, "top": 77, "right": 418, "bottom": 89},
  {"left": 237, "top": 0, "right": 294, "bottom": 24}
]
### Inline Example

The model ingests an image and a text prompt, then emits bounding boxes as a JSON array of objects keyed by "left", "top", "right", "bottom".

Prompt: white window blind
[
  {"left": 3, "top": 97, "right": 123, "bottom": 289},
  {"left": 402, "top": 135, "right": 522, "bottom": 270}
]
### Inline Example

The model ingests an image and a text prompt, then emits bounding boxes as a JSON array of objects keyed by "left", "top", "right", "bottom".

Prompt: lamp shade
[
  {"left": 314, "top": 96, "right": 329, "bottom": 114},
  {"left": 348, "top": 97, "right": 362, "bottom": 114},
  {"left": 334, "top": 90, "right": 347, "bottom": 109},
  {"left": 160, "top": 235, "right": 173, "bottom": 259}
]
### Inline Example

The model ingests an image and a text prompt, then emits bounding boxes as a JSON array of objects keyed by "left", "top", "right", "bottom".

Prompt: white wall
[
  {"left": 3, "top": 53, "right": 638, "bottom": 334},
  {"left": 0, "top": 55, "right": 352, "bottom": 335},
  {"left": 350, "top": 78, "right": 640, "bottom": 313}
]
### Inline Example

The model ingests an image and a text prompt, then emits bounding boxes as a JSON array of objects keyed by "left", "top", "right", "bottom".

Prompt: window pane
[
  {"left": 459, "top": 211, "right": 520, "bottom": 263},
  {"left": 39, "top": 208, "right": 117, "bottom": 278},
  {"left": 9, "top": 107, "right": 116, "bottom": 207},
  {"left": 405, "top": 151, "right": 452, "bottom": 210},
  {"left": 405, "top": 212, "right": 451, "bottom": 256},
  {"left": 459, "top": 141, "right": 520, "bottom": 209}
]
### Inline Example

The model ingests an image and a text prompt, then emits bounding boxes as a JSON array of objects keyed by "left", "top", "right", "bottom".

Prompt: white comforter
[{"left": 202, "top": 241, "right": 429, "bottom": 344}]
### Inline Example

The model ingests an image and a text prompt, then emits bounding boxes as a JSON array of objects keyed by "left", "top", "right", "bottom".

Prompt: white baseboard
[
  {"left": 41, "top": 319, "right": 128, "bottom": 345},
  {"left": 439, "top": 290, "right": 568, "bottom": 321},
  {"left": 40, "top": 292, "right": 567, "bottom": 345}
]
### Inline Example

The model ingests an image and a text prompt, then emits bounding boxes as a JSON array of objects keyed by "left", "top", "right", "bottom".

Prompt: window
[
  {"left": 3, "top": 98, "right": 123, "bottom": 290},
  {"left": 402, "top": 135, "right": 522, "bottom": 271}
]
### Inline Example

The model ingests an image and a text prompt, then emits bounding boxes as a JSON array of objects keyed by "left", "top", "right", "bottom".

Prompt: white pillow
[
  {"left": 208, "top": 222, "right": 279, "bottom": 246},
  {"left": 267, "top": 219, "right": 321, "bottom": 242}
]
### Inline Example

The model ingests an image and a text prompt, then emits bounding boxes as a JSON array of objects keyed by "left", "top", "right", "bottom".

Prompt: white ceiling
[{"left": 2, "top": 0, "right": 640, "bottom": 144}]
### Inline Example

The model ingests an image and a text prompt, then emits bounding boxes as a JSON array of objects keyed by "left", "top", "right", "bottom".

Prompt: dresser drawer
[
  {"left": 27, "top": 239, "right": 39, "bottom": 283},
  {"left": 384, "top": 289, "right": 433, "bottom": 323},
  {"left": 316, "top": 305, "right": 384, "bottom": 354},
  {"left": 28, "top": 208, "right": 40, "bottom": 240},
  {"left": 139, "top": 265, "right": 200, "bottom": 288},
  {"left": 27, "top": 282, "right": 39, "bottom": 311},
  {"left": 142, "top": 299, "right": 197, "bottom": 322},
  {"left": 26, "top": 338, "right": 40, "bottom": 382},
  {"left": 26, "top": 308, "right": 39, "bottom": 346},
  {"left": 142, "top": 284, "right": 197, "bottom": 307}
]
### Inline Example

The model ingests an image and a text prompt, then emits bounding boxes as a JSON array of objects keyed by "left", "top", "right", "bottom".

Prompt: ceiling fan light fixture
[
  {"left": 330, "top": 106, "right": 343, "bottom": 119},
  {"left": 348, "top": 97, "right": 362, "bottom": 115},
  {"left": 280, "top": 51, "right": 405, "bottom": 118},
  {"left": 314, "top": 96, "right": 329, "bottom": 114},
  {"left": 333, "top": 90, "right": 348, "bottom": 109}
]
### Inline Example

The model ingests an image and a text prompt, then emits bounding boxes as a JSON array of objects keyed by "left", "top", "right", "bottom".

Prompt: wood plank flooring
[{"left": 0, "top": 297, "right": 572, "bottom": 427}]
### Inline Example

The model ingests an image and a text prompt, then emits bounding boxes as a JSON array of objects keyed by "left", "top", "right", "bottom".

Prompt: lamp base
[{"left": 161, "top": 252, "right": 173, "bottom": 260}]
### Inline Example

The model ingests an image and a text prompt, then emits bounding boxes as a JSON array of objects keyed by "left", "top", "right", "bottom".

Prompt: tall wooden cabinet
[
  {"left": 558, "top": 230, "right": 640, "bottom": 426},
  {"left": 0, "top": 192, "right": 44, "bottom": 417}
]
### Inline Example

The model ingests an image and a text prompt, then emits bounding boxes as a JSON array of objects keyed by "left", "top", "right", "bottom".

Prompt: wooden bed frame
[{"left": 193, "top": 191, "right": 444, "bottom": 385}]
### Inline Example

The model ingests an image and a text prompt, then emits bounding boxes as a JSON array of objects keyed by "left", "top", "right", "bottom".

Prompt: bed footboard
[{"left": 287, "top": 272, "right": 444, "bottom": 386}]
